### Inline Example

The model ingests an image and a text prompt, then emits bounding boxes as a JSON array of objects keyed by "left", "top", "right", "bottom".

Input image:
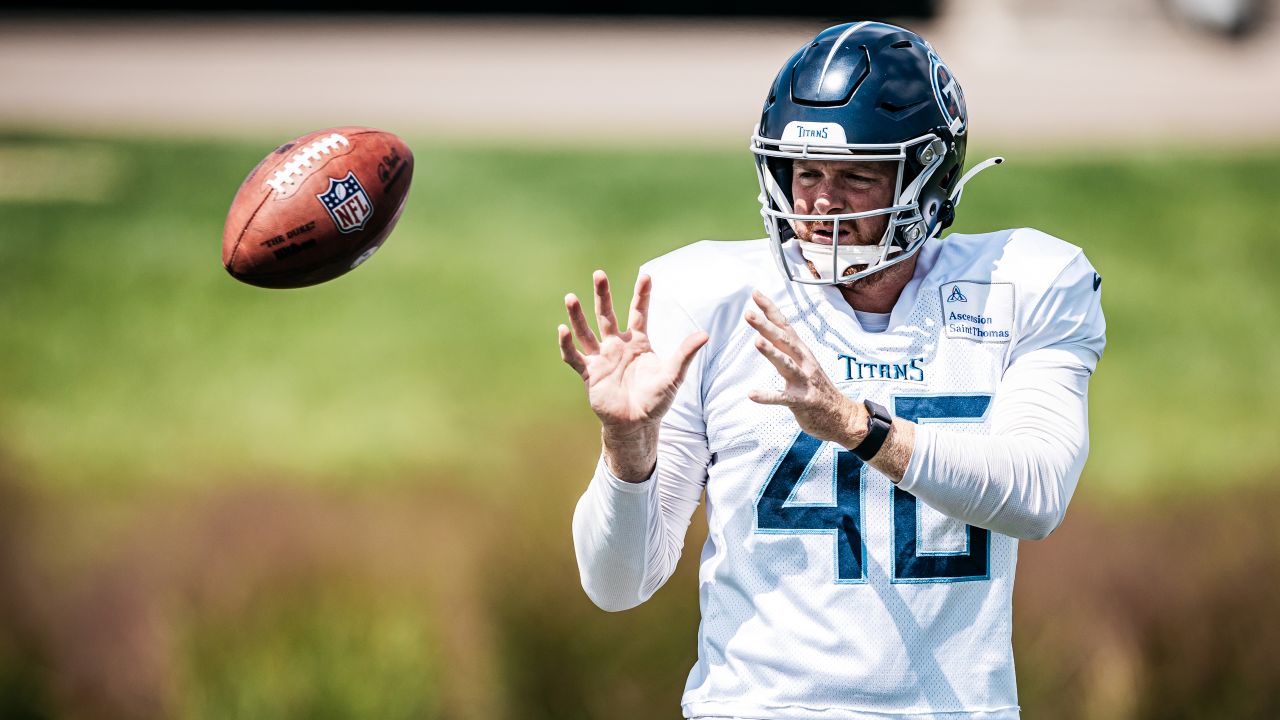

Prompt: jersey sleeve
[
  {"left": 897, "top": 354, "right": 1092, "bottom": 540},
  {"left": 1009, "top": 248, "right": 1106, "bottom": 373},
  {"left": 570, "top": 262, "right": 714, "bottom": 611},
  {"left": 572, "top": 424, "right": 710, "bottom": 611},
  {"left": 897, "top": 244, "right": 1106, "bottom": 540}
]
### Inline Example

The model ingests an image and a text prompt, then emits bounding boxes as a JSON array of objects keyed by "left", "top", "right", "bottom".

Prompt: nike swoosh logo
[{"left": 1093, "top": 274, "right": 1102, "bottom": 291}]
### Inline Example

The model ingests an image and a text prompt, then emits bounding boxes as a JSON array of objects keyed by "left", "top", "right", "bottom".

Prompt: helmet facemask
[
  {"left": 749, "top": 21, "right": 1001, "bottom": 288},
  {"left": 752, "top": 125, "right": 952, "bottom": 287}
]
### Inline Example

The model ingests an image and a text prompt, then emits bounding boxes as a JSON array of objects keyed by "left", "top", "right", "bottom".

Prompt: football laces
[{"left": 265, "top": 133, "right": 350, "bottom": 195}]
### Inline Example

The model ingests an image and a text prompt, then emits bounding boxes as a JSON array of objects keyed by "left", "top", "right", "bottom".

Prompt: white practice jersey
[{"left": 574, "top": 228, "right": 1105, "bottom": 719}]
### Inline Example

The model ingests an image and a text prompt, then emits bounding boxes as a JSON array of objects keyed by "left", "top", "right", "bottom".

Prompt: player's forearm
[
  {"left": 832, "top": 400, "right": 915, "bottom": 481},
  {"left": 573, "top": 459, "right": 660, "bottom": 611},
  {"left": 894, "top": 359, "right": 1091, "bottom": 540},
  {"left": 900, "top": 428, "right": 1080, "bottom": 540},
  {"left": 601, "top": 422, "right": 661, "bottom": 482},
  {"left": 867, "top": 418, "right": 915, "bottom": 481},
  {"left": 574, "top": 426, "right": 710, "bottom": 612}
]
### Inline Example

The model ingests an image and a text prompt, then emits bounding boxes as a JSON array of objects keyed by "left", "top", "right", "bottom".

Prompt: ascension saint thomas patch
[{"left": 940, "top": 281, "right": 1013, "bottom": 343}]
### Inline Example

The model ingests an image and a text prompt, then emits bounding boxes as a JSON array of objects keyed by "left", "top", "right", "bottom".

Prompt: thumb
[{"left": 666, "top": 331, "right": 709, "bottom": 385}]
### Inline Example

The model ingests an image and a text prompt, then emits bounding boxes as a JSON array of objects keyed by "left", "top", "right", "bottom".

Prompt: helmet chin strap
[{"left": 798, "top": 239, "right": 901, "bottom": 281}]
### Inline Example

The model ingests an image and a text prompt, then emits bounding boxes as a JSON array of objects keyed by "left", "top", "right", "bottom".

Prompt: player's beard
[
  {"left": 826, "top": 260, "right": 908, "bottom": 292},
  {"left": 804, "top": 257, "right": 864, "bottom": 284}
]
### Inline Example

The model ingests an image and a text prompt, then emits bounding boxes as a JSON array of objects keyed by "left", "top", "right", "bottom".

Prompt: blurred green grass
[
  {"left": 1, "top": 133, "right": 1278, "bottom": 497},
  {"left": 182, "top": 587, "right": 442, "bottom": 720}
]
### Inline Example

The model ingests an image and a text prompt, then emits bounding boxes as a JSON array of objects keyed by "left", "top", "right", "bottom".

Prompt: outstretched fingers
[
  {"left": 752, "top": 289, "right": 790, "bottom": 329},
  {"left": 747, "top": 388, "right": 789, "bottom": 406},
  {"left": 558, "top": 324, "right": 587, "bottom": 376},
  {"left": 744, "top": 311, "right": 803, "bottom": 365},
  {"left": 753, "top": 335, "right": 802, "bottom": 381},
  {"left": 564, "top": 293, "right": 600, "bottom": 354},
  {"left": 747, "top": 290, "right": 818, "bottom": 367},
  {"left": 665, "top": 330, "right": 709, "bottom": 385},
  {"left": 627, "top": 274, "right": 652, "bottom": 336},
  {"left": 593, "top": 270, "right": 620, "bottom": 337}
]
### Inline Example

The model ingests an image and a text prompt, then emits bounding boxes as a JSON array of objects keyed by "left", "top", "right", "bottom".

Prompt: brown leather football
[{"left": 222, "top": 126, "right": 413, "bottom": 288}]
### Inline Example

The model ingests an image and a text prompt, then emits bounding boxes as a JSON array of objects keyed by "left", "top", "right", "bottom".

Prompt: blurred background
[{"left": 1, "top": 0, "right": 1279, "bottom": 718}]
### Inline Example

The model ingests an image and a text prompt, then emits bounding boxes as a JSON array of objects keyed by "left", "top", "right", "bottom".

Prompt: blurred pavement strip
[
  {"left": 0, "top": 143, "right": 122, "bottom": 202},
  {"left": 0, "top": 16, "right": 809, "bottom": 143},
  {"left": 0, "top": 10, "right": 1278, "bottom": 145}
]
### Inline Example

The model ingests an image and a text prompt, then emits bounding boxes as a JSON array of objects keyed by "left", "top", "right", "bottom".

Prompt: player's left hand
[{"left": 745, "top": 290, "right": 868, "bottom": 449}]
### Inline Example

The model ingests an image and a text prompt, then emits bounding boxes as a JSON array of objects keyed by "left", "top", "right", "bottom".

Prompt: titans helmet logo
[{"left": 929, "top": 52, "right": 967, "bottom": 136}]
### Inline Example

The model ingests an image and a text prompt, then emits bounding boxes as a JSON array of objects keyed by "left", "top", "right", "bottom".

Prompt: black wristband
[{"left": 852, "top": 399, "right": 893, "bottom": 461}]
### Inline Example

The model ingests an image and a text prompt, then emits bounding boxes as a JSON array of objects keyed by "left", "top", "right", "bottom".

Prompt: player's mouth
[{"left": 809, "top": 222, "right": 856, "bottom": 245}]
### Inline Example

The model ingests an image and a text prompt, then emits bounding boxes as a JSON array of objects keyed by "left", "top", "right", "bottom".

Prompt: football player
[{"left": 560, "top": 21, "right": 1104, "bottom": 720}]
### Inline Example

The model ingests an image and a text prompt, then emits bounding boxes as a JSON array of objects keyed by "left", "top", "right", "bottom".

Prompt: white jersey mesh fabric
[{"left": 572, "top": 229, "right": 1106, "bottom": 719}]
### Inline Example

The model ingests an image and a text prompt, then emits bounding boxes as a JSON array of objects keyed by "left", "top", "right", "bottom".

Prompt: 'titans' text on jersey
[{"left": 573, "top": 227, "right": 1105, "bottom": 719}]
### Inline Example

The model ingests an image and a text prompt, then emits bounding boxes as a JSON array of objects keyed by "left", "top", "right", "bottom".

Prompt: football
[{"left": 222, "top": 126, "right": 413, "bottom": 288}]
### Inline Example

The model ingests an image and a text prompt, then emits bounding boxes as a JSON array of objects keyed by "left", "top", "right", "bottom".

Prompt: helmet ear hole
[{"left": 939, "top": 167, "right": 957, "bottom": 192}]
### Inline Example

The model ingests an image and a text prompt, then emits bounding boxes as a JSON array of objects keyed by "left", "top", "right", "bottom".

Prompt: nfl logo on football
[{"left": 317, "top": 172, "right": 374, "bottom": 234}]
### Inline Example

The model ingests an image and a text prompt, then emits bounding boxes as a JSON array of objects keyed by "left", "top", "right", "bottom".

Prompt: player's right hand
[{"left": 559, "top": 271, "right": 708, "bottom": 430}]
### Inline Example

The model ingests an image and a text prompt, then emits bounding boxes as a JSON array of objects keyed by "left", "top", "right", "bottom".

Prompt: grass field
[
  {"left": 1, "top": 133, "right": 1279, "bottom": 719},
  {"left": 1, "top": 133, "right": 1278, "bottom": 498}
]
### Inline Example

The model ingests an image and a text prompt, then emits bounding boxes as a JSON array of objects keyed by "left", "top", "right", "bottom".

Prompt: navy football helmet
[{"left": 752, "top": 21, "right": 1001, "bottom": 285}]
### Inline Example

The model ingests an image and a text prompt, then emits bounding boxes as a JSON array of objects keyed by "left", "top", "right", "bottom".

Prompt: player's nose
[{"left": 812, "top": 192, "right": 844, "bottom": 216}]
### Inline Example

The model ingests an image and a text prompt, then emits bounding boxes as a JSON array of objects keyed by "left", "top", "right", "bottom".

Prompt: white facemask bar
[{"left": 751, "top": 127, "right": 946, "bottom": 285}]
